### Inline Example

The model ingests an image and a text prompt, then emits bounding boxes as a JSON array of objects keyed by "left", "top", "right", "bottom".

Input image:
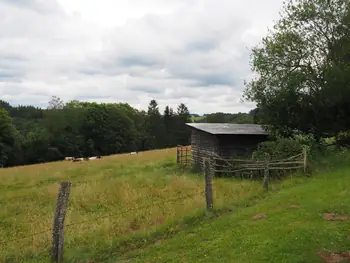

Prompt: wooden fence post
[
  {"left": 204, "top": 158, "right": 213, "bottom": 212},
  {"left": 52, "top": 181, "right": 71, "bottom": 262},
  {"left": 303, "top": 147, "right": 308, "bottom": 174},
  {"left": 176, "top": 146, "right": 180, "bottom": 164},
  {"left": 263, "top": 154, "right": 270, "bottom": 190}
]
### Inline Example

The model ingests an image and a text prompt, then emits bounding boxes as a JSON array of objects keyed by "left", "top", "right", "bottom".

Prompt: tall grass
[
  {"left": 121, "top": 149, "right": 350, "bottom": 263},
  {"left": 0, "top": 148, "right": 263, "bottom": 262}
]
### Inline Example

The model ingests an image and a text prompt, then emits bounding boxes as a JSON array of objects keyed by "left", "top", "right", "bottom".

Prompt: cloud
[
  {"left": 1, "top": 0, "right": 63, "bottom": 14},
  {"left": 0, "top": 0, "right": 284, "bottom": 114}
]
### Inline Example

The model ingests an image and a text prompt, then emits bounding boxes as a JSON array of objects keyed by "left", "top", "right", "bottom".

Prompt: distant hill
[{"left": 190, "top": 110, "right": 259, "bottom": 124}]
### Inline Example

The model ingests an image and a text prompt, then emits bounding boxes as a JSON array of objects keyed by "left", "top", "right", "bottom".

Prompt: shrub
[
  {"left": 253, "top": 138, "right": 303, "bottom": 161},
  {"left": 336, "top": 131, "right": 350, "bottom": 147}
]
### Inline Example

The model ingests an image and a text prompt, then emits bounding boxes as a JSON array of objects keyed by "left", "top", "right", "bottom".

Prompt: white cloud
[{"left": 0, "top": 0, "right": 283, "bottom": 114}]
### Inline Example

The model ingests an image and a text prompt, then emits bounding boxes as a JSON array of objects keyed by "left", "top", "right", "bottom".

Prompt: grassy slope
[
  {"left": 0, "top": 148, "right": 264, "bottom": 263},
  {"left": 120, "top": 152, "right": 350, "bottom": 263}
]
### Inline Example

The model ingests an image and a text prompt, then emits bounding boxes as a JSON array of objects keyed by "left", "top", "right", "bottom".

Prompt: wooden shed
[{"left": 186, "top": 123, "right": 269, "bottom": 171}]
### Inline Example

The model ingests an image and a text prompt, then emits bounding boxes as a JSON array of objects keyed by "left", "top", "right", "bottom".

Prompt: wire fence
[
  {"left": 0, "top": 178, "right": 210, "bottom": 263},
  {"left": 0, "top": 148, "right": 310, "bottom": 262},
  {"left": 64, "top": 192, "right": 202, "bottom": 229}
]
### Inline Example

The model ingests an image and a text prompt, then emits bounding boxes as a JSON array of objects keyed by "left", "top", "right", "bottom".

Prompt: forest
[
  {"left": 0, "top": 97, "right": 196, "bottom": 167},
  {"left": 0, "top": 96, "right": 259, "bottom": 168}
]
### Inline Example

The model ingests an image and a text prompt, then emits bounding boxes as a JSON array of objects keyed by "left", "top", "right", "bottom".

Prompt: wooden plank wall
[
  {"left": 190, "top": 129, "right": 268, "bottom": 173},
  {"left": 191, "top": 129, "right": 218, "bottom": 171}
]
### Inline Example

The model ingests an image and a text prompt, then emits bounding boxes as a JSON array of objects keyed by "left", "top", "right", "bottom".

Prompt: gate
[{"left": 176, "top": 145, "right": 192, "bottom": 166}]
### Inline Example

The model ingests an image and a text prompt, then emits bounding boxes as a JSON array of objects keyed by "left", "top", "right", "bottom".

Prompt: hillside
[
  {"left": 0, "top": 148, "right": 264, "bottom": 263},
  {"left": 2, "top": 148, "right": 350, "bottom": 263},
  {"left": 118, "top": 151, "right": 350, "bottom": 263}
]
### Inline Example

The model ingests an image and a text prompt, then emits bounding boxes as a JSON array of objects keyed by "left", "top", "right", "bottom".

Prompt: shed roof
[{"left": 186, "top": 123, "right": 269, "bottom": 135}]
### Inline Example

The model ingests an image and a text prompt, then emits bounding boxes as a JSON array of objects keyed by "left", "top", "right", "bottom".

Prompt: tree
[
  {"left": 244, "top": 0, "right": 350, "bottom": 137},
  {"left": 146, "top": 100, "right": 166, "bottom": 148},
  {"left": 47, "top": 96, "right": 65, "bottom": 110},
  {"left": 82, "top": 103, "right": 137, "bottom": 155},
  {"left": 164, "top": 106, "right": 174, "bottom": 147},
  {"left": 147, "top": 100, "right": 160, "bottom": 116},
  {"left": 0, "top": 109, "right": 19, "bottom": 166},
  {"left": 174, "top": 103, "right": 191, "bottom": 145}
]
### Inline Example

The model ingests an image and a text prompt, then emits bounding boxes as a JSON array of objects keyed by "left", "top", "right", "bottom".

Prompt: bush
[
  {"left": 253, "top": 132, "right": 332, "bottom": 161},
  {"left": 253, "top": 138, "right": 303, "bottom": 160},
  {"left": 336, "top": 131, "right": 350, "bottom": 147}
]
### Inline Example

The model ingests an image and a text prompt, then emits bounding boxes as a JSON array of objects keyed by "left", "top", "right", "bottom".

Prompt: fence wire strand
[
  {"left": 0, "top": 228, "right": 52, "bottom": 246},
  {"left": 65, "top": 191, "right": 203, "bottom": 229},
  {"left": 1, "top": 191, "right": 203, "bottom": 247},
  {"left": 0, "top": 200, "right": 55, "bottom": 210}
]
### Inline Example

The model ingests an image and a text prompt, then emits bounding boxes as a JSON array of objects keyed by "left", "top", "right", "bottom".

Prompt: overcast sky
[{"left": 0, "top": 0, "right": 283, "bottom": 114}]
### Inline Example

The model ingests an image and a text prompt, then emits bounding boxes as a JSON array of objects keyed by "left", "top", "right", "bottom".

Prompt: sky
[{"left": 0, "top": 0, "right": 284, "bottom": 114}]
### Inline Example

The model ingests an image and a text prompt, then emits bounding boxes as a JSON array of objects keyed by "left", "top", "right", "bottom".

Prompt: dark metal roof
[{"left": 185, "top": 123, "right": 269, "bottom": 135}]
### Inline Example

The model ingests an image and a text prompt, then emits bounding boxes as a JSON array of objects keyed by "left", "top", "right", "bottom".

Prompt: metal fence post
[
  {"left": 204, "top": 158, "right": 213, "bottom": 212},
  {"left": 52, "top": 181, "right": 71, "bottom": 262}
]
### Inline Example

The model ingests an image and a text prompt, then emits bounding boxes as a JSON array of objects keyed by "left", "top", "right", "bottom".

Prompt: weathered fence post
[
  {"left": 303, "top": 147, "right": 308, "bottom": 174},
  {"left": 263, "top": 153, "right": 270, "bottom": 190},
  {"left": 176, "top": 146, "right": 180, "bottom": 164},
  {"left": 52, "top": 181, "right": 71, "bottom": 262},
  {"left": 204, "top": 158, "right": 213, "bottom": 212}
]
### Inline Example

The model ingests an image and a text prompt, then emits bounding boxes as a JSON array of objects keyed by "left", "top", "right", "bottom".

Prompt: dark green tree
[
  {"left": 174, "top": 103, "right": 191, "bottom": 145},
  {"left": 82, "top": 103, "right": 136, "bottom": 155},
  {"left": 146, "top": 100, "right": 166, "bottom": 149},
  {"left": 164, "top": 106, "right": 175, "bottom": 147},
  {"left": 244, "top": 0, "right": 350, "bottom": 137},
  {"left": 0, "top": 109, "right": 18, "bottom": 167}
]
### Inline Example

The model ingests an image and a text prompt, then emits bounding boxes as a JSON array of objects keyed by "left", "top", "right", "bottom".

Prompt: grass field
[
  {"left": 2, "top": 147, "right": 350, "bottom": 263},
  {"left": 117, "top": 150, "right": 350, "bottom": 263},
  {"left": 0, "top": 148, "right": 266, "bottom": 263}
]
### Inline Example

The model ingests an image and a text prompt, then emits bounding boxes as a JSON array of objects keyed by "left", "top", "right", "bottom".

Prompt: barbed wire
[
  {"left": 0, "top": 200, "right": 55, "bottom": 210},
  {"left": 65, "top": 191, "right": 203, "bottom": 229},
  {"left": 0, "top": 191, "right": 204, "bottom": 246},
  {"left": 0, "top": 228, "right": 52, "bottom": 246}
]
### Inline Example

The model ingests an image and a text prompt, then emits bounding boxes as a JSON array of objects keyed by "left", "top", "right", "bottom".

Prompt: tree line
[
  {"left": 0, "top": 97, "right": 191, "bottom": 167},
  {"left": 192, "top": 110, "right": 258, "bottom": 124}
]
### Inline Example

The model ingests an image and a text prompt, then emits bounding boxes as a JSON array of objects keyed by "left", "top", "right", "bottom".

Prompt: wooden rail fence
[
  {"left": 210, "top": 147, "right": 308, "bottom": 178},
  {"left": 176, "top": 145, "right": 309, "bottom": 179}
]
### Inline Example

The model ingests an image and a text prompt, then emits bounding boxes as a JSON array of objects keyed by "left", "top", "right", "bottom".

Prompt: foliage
[
  {"left": 336, "top": 131, "right": 350, "bottom": 147},
  {"left": 193, "top": 110, "right": 257, "bottom": 124},
  {"left": 47, "top": 95, "right": 65, "bottom": 110},
  {"left": 0, "top": 109, "right": 18, "bottom": 167},
  {"left": 0, "top": 98, "right": 193, "bottom": 167},
  {"left": 244, "top": 0, "right": 350, "bottom": 138},
  {"left": 253, "top": 137, "right": 303, "bottom": 160}
]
